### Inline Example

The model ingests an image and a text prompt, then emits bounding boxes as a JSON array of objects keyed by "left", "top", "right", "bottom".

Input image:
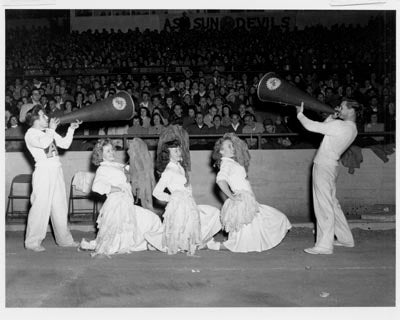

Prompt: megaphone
[
  {"left": 57, "top": 91, "right": 135, "bottom": 124},
  {"left": 257, "top": 72, "right": 335, "bottom": 114}
]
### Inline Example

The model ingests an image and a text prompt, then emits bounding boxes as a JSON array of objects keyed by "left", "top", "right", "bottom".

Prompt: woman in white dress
[
  {"left": 210, "top": 133, "right": 291, "bottom": 252},
  {"left": 145, "top": 140, "right": 221, "bottom": 255},
  {"left": 79, "top": 139, "right": 163, "bottom": 257}
]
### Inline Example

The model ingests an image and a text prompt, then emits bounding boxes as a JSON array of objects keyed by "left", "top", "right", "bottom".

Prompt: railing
[{"left": 5, "top": 132, "right": 395, "bottom": 152}]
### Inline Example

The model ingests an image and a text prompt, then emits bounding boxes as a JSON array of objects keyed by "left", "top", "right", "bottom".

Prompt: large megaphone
[
  {"left": 257, "top": 72, "right": 335, "bottom": 114},
  {"left": 57, "top": 91, "right": 135, "bottom": 124}
]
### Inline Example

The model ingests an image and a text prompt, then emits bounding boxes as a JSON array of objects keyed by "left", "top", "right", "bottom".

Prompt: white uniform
[
  {"left": 146, "top": 161, "right": 221, "bottom": 255},
  {"left": 82, "top": 161, "right": 163, "bottom": 256},
  {"left": 217, "top": 157, "right": 291, "bottom": 252},
  {"left": 24, "top": 127, "right": 76, "bottom": 248},
  {"left": 297, "top": 112, "right": 358, "bottom": 251}
]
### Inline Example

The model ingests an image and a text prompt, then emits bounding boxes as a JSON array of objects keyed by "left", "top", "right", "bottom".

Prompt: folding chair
[
  {"left": 68, "top": 171, "right": 102, "bottom": 223},
  {"left": 6, "top": 174, "right": 32, "bottom": 223}
]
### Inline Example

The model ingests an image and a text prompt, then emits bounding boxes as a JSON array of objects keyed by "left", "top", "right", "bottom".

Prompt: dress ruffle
[
  {"left": 94, "top": 191, "right": 138, "bottom": 256},
  {"left": 162, "top": 190, "right": 201, "bottom": 255},
  {"left": 221, "top": 190, "right": 259, "bottom": 232}
]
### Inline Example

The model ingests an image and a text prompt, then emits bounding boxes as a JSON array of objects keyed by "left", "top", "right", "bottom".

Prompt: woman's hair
[
  {"left": 156, "top": 139, "right": 182, "bottom": 173},
  {"left": 91, "top": 138, "right": 114, "bottom": 166},
  {"left": 139, "top": 106, "right": 151, "bottom": 118},
  {"left": 212, "top": 133, "right": 251, "bottom": 173},
  {"left": 150, "top": 112, "right": 164, "bottom": 126},
  {"left": 222, "top": 105, "right": 231, "bottom": 116}
]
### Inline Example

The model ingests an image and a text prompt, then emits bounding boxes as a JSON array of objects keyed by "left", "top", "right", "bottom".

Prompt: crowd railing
[{"left": 5, "top": 131, "right": 395, "bottom": 152}]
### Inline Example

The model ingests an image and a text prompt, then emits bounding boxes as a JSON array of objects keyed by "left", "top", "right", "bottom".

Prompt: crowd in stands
[{"left": 5, "top": 14, "right": 395, "bottom": 151}]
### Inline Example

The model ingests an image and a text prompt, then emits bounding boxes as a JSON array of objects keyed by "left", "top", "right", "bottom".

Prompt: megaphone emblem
[
  {"left": 265, "top": 77, "right": 282, "bottom": 91},
  {"left": 112, "top": 96, "right": 127, "bottom": 110}
]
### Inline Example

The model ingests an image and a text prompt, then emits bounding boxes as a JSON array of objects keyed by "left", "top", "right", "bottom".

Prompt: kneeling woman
[
  {"left": 80, "top": 139, "right": 163, "bottom": 256},
  {"left": 211, "top": 133, "right": 292, "bottom": 252},
  {"left": 145, "top": 140, "right": 221, "bottom": 255}
]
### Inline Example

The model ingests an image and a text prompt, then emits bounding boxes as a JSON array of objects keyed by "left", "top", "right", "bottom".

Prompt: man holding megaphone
[
  {"left": 295, "top": 100, "right": 358, "bottom": 255},
  {"left": 24, "top": 105, "right": 82, "bottom": 252}
]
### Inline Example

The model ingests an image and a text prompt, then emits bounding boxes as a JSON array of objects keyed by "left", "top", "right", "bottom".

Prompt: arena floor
[{"left": 5, "top": 227, "right": 395, "bottom": 308}]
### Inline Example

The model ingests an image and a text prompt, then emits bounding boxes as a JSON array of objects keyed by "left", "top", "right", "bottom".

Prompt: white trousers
[
  {"left": 25, "top": 163, "right": 75, "bottom": 248},
  {"left": 312, "top": 163, "right": 354, "bottom": 250}
]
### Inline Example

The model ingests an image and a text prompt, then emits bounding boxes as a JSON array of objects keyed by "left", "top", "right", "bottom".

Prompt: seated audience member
[
  {"left": 274, "top": 115, "right": 292, "bottom": 148},
  {"left": 139, "top": 106, "right": 151, "bottom": 129},
  {"left": 242, "top": 112, "right": 265, "bottom": 149},
  {"left": 221, "top": 105, "right": 232, "bottom": 127},
  {"left": 207, "top": 115, "right": 228, "bottom": 134},
  {"left": 183, "top": 106, "right": 196, "bottom": 129},
  {"left": 152, "top": 107, "right": 169, "bottom": 126},
  {"left": 186, "top": 112, "right": 210, "bottom": 134},
  {"left": 5, "top": 115, "right": 25, "bottom": 151},
  {"left": 148, "top": 113, "right": 165, "bottom": 135},
  {"left": 169, "top": 104, "right": 184, "bottom": 126},
  {"left": 139, "top": 91, "right": 153, "bottom": 113},
  {"left": 128, "top": 116, "right": 149, "bottom": 135},
  {"left": 214, "top": 96, "right": 224, "bottom": 115},
  {"left": 238, "top": 103, "right": 247, "bottom": 120},
  {"left": 364, "top": 113, "right": 385, "bottom": 143},
  {"left": 186, "top": 112, "right": 210, "bottom": 148},
  {"left": 226, "top": 112, "right": 244, "bottom": 134},
  {"left": 203, "top": 105, "right": 218, "bottom": 128}
]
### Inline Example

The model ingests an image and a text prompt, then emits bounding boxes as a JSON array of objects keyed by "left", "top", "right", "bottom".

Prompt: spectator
[
  {"left": 148, "top": 113, "right": 165, "bottom": 135},
  {"left": 207, "top": 115, "right": 228, "bottom": 135},
  {"left": 5, "top": 115, "right": 25, "bottom": 151},
  {"left": 186, "top": 112, "right": 210, "bottom": 135},
  {"left": 242, "top": 112, "right": 265, "bottom": 148},
  {"left": 182, "top": 106, "right": 196, "bottom": 129},
  {"left": 169, "top": 104, "right": 184, "bottom": 126},
  {"left": 138, "top": 106, "right": 151, "bottom": 129},
  {"left": 364, "top": 113, "right": 385, "bottom": 143},
  {"left": 221, "top": 105, "right": 232, "bottom": 127},
  {"left": 127, "top": 116, "right": 149, "bottom": 135},
  {"left": 226, "top": 112, "right": 244, "bottom": 134},
  {"left": 19, "top": 88, "right": 41, "bottom": 123},
  {"left": 203, "top": 105, "right": 218, "bottom": 128}
]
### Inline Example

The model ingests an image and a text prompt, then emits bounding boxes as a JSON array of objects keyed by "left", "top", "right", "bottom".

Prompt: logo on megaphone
[
  {"left": 266, "top": 77, "right": 281, "bottom": 91},
  {"left": 112, "top": 96, "right": 127, "bottom": 110}
]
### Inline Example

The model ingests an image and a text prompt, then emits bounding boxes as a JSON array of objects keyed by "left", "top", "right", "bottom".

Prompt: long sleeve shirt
[
  {"left": 152, "top": 161, "right": 190, "bottom": 202},
  {"left": 297, "top": 112, "right": 357, "bottom": 166},
  {"left": 24, "top": 127, "right": 75, "bottom": 166}
]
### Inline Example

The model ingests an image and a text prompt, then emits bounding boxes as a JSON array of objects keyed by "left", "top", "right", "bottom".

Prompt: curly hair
[
  {"left": 212, "top": 133, "right": 251, "bottom": 173},
  {"left": 91, "top": 138, "right": 115, "bottom": 166}
]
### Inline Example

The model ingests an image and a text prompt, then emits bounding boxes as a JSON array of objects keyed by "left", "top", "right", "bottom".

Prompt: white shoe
[
  {"left": 78, "top": 239, "right": 96, "bottom": 251},
  {"left": 59, "top": 241, "right": 79, "bottom": 248},
  {"left": 304, "top": 247, "right": 333, "bottom": 255},
  {"left": 333, "top": 240, "right": 354, "bottom": 248},
  {"left": 206, "top": 240, "right": 221, "bottom": 251},
  {"left": 26, "top": 245, "right": 46, "bottom": 252}
]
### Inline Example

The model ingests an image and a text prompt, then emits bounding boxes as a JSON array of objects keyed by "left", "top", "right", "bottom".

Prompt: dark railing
[{"left": 5, "top": 132, "right": 395, "bottom": 152}]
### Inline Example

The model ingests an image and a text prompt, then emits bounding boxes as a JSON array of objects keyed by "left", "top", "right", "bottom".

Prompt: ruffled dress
[
  {"left": 217, "top": 157, "right": 291, "bottom": 252},
  {"left": 145, "top": 161, "right": 221, "bottom": 255},
  {"left": 81, "top": 161, "right": 163, "bottom": 256}
]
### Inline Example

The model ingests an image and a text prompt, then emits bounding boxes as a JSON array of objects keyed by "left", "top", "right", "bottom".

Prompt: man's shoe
[
  {"left": 59, "top": 241, "right": 79, "bottom": 248},
  {"left": 333, "top": 240, "right": 354, "bottom": 248},
  {"left": 26, "top": 245, "right": 46, "bottom": 252},
  {"left": 304, "top": 247, "right": 333, "bottom": 255}
]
